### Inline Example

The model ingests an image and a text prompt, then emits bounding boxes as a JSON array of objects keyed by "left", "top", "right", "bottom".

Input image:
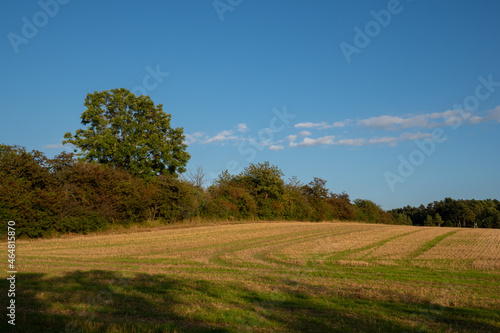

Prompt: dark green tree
[
  {"left": 63, "top": 88, "right": 190, "bottom": 178},
  {"left": 434, "top": 213, "right": 443, "bottom": 227},
  {"left": 424, "top": 215, "right": 435, "bottom": 226}
]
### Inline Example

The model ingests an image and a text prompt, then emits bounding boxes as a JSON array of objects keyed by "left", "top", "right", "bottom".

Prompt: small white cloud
[
  {"left": 336, "top": 138, "right": 365, "bottom": 146},
  {"left": 295, "top": 120, "right": 351, "bottom": 130},
  {"left": 367, "top": 132, "right": 432, "bottom": 146},
  {"left": 357, "top": 110, "right": 473, "bottom": 130},
  {"left": 468, "top": 116, "right": 484, "bottom": 124},
  {"left": 299, "top": 131, "right": 312, "bottom": 136},
  {"left": 202, "top": 130, "right": 239, "bottom": 144},
  {"left": 398, "top": 132, "right": 432, "bottom": 140},
  {"left": 332, "top": 121, "right": 349, "bottom": 128},
  {"left": 487, "top": 106, "right": 500, "bottom": 122},
  {"left": 287, "top": 135, "right": 298, "bottom": 142},
  {"left": 236, "top": 123, "right": 249, "bottom": 132},
  {"left": 358, "top": 115, "right": 406, "bottom": 130},
  {"left": 184, "top": 132, "right": 204, "bottom": 145},
  {"left": 295, "top": 121, "right": 329, "bottom": 129},
  {"left": 293, "top": 135, "right": 335, "bottom": 147},
  {"left": 44, "top": 144, "right": 65, "bottom": 149},
  {"left": 468, "top": 106, "right": 500, "bottom": 124},
  {"left": 368, "top": 136, "right": 399, "bottom": 146},
  {"left": 268, "top": 145, "right": 284, "bottom": 151}
]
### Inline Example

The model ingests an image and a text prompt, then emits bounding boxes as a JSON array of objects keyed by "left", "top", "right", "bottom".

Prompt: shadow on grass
[{"left": 0, "top": 270, "right": 499, "bottom": 332}]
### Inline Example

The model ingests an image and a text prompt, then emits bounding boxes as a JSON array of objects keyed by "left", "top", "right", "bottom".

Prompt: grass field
[{"left": 2, "top": 222, "right": 500, "bottom": 332}]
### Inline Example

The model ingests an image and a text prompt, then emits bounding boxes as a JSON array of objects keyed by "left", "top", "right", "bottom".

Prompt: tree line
[
  {"left": 0, "top": 145, "right": 393, "bottom": 238},
  {"left": 4, "top": 143, "right": 498, "bottom": 239},
  {"left": 389, "top": 198, "right": 500, "bottom": 228}
]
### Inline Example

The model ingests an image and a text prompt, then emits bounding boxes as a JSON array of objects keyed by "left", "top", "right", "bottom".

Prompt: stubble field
[{"left": 2, "top": 222, "right": 500, "bottom": 332}]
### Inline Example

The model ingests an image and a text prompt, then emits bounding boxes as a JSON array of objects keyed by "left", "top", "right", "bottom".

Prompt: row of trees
[
  {"left": 1, "top": 145, "right": 397, "bottom": 238},
  {"left": 389, "top": 198, "right": 500, "bottom": 228}
]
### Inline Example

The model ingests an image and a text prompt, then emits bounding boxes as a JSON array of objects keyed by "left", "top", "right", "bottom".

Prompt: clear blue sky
[{"left": 2, "top": 0, "right": 500, "bottom": 210}]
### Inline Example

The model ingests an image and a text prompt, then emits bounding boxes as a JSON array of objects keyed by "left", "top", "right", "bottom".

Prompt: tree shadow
[{"left": 0, "top": 271, "right": 498, "bottom": 332}]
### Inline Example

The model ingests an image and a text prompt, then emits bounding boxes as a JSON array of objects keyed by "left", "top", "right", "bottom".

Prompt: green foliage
[
  {"left": 151, "top": 176, "right": 200, "bottom": 223},
  {"left": 354, "top": 199, "right": 395, "bottom": 224},
  {"left": 302, "top": 177, "right": 329, "bottom": 200},
  {"left": 63, "top": 88, "right": 190, "bottom": 178},
  {"left": 328, "top": 192, "right": 358, "bottom": 221},
  {"left": 390, "top": 197, "right": 500, "bottom": 228},
  {"left": 204, "top": 171, "right": 258, "bottom": 220},
  {"left": 392, "top": 212, "right": 412, "bottom": 225},
  {"left": 240, "top": 161, "right": 285, "bottom": 200},
  {"left": 0, "top": 145, "right": 56, "bottom": 237},
  {"left": 282, "top": 177, "right": 313, "bottom": 221},
  {"left": 424, "top": 215, "right": 435, "bottom": 226},
  {"left": 301, "top": 178, "right": 333, "bottom": 221},
  {"left": 0, "top": 144, "right": 198, "bottom": 237},
  {"left": 434, "top": 213, "right": 443, "bottom": 227}
]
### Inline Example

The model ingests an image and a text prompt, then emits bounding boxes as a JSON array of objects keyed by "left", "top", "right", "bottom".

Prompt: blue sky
[{"left": 1, "top": 0, "right": 500, "bottom": 209}]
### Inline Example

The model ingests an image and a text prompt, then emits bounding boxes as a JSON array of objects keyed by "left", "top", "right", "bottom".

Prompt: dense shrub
[
  {"left": 354, "top": 199, "right": 395, "bottom": 225},
  {"left": 152, "top": 176, "right": 200, "bottom": 223},
  {"left": 0, "top": 145, "right": 155, "bottom": 237}
]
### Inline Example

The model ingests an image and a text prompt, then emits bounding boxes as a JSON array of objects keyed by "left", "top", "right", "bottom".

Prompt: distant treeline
[
  {"left": 389, "top": 198, "right": 500, "bottom": 228},
  {"left": 1, "top": 145, "right": 499, "bottom": 238}
]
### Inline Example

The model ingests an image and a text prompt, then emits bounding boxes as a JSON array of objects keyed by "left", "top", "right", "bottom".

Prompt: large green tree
[{"left": 63, "top": 88, "right": 190, "bottom": 178}]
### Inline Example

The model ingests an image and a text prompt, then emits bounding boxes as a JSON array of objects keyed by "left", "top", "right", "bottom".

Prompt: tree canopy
[
  {"left": 390, "top": 197, "right": 500, "bottom": 228},
  {"left": 63, "top": 88, "right": 190, "bottom": 178}
]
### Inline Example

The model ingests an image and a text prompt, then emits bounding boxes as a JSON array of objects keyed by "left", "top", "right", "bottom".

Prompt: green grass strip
[{"left": 407, "top": 230, "right": 459, "bottom": 260}]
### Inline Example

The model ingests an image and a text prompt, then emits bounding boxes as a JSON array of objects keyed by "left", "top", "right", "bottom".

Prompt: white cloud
[
  {"left": 357, "top": 110, "right": 471, "bottom": 130},
  {"left": 236, "top": 123, "right": 248, "bottom": 132},
  {"left": 295, "top": 120, "right": 351, "bottom": 130},
  {"left": 358, "top": 115, "right": 407, "bottom": 129},
  {"left": 367, "top": 132, "right": 432, "bottom": 146},
  {"left": 398, "top": 132, "right": 433, "bottom": 140},
  {"left": 467, "top": 106, "right": 500, "bottom": 124},
  {"left": 293, "top": 106, "right": 500, "bottom": 134},
  {"left": 332, "top": 121, "right": 349, "bottom": 128},
  {"left": 336, "top": 138, "right": 365, "bottom": 146},
  {"left": 367, "top": 136, "right": 399, "bottom": 146},
  {"left": 268, "top": 145, "right": 284, "bottom": 151},
  {"left": 468, "top": 116, "right": 484, "bottom": 124},
  {"left": 291, "top": 135, "right": 335, "bottom": 147},
  {"left": 184, "top": 132, "right": 204, "bottom": 145},
  {"left": 287, "top": 135, "right": 298, "bottom": 142},
  {"left": 299, "top": 131, "right": 311, "bottom": 136},
  {"left": 202, "top": 130, "right": 239, "bottom": 144},
  {"left": 488, "top": 106, "right": 500, "bottom": 122},
  {"left": 295, "top": 121, "right": 329, "bottom": 129},
  {"left": 44, "top": 144, "right": 65, "bottom": 149}
]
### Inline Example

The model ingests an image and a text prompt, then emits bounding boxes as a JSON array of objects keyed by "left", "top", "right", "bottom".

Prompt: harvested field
[{"left": 2, "top": 222, "right": 500, "bottom": 332}]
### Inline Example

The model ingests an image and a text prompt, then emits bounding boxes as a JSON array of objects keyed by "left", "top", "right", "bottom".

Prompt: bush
[
  {"left": 354, "top": 199, "right": 395, "bottom": 224},
  {"left": 153, "top": 176, "right": 200, "bottom": 223}
]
